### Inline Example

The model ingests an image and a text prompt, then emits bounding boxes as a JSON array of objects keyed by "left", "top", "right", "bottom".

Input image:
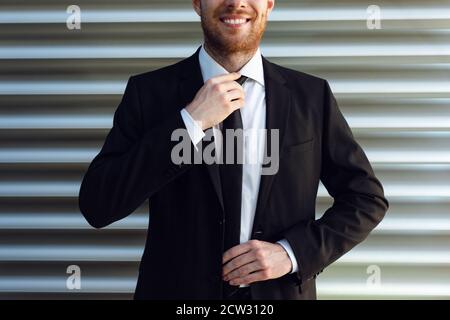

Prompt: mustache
[{"left": 215, "top": 8, "right": 255, "bottom": 18}]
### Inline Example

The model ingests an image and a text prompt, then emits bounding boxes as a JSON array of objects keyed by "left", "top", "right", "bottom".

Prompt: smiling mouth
[{"left": 220, "top": 17, "right": 251, "bottom": 27}]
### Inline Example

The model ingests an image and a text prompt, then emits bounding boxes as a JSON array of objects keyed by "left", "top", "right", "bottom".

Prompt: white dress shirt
[{"left": 180, "top": 45, "right": 298, "bottom": 276}]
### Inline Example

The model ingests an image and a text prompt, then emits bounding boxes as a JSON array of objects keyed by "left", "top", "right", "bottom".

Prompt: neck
[{"left": 203, "top": 42, "right": 258, "bottom": 73}]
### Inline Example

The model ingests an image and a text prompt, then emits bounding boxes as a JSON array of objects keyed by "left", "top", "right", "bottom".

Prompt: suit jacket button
[{"left": 253, "top": 230, "right": 263, "bottom": 238}]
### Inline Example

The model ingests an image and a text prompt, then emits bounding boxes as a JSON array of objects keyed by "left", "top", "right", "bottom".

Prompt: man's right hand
[{"left": 185, "top": 72, "right": 245, "bottom": 130}]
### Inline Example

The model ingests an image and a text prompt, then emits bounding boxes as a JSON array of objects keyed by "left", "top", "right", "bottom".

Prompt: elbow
[
  {"left": 370, "top": 193, "right": 389, "bottom": 228},
  {"left": 78, "top": 182, "right": 111, "bottom": 229},
  {"left": 379, "top": 196, "right": 389, "bottom": 222},
  {"left": 83, "top": 211, "right": 109, "bottom": 229},
  {"left": 376, "top": 187, "right": 390, "bottom": 221},
  {"left": 78, "top": 197, "right": 109, "bottom": 229}
]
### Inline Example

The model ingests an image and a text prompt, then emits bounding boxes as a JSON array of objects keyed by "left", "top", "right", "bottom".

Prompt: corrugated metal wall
[{"left": 1, "top": 0, "right": 449, "bottom": 299}]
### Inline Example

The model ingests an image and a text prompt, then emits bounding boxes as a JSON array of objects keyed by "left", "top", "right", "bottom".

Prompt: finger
[
  {"left": 229, "top": 270, "right": 267, "bottom": 286},
  {"left": 219, "top": 80, "right": 245, "bottom": 93},
  {"left": 225, "top": 261, "right": 262, "bottom": 281},
  {"left": 229, "top": 98, "right": 245, "bottom": 111},
  {"left": 226, "top": 88, "right": 245, "bottom": 102},
  {"left": 222, "top": 242, "right": 252, "bottom": 264},
  {"left": 223, "top": 251, "right": 255, "bottom": 277},
  {"left": 210, "top": 72, "right": 241, "bottom": 84}
]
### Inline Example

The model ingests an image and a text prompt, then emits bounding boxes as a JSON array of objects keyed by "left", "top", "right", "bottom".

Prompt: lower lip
[{"left": 220, "top": 19, "right": 250, "bottom": 28}]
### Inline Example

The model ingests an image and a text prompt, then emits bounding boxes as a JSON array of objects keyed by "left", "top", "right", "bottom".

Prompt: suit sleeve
[
  {"left": 78, "top": 76, "right": 190, "bottom": 228},
  {"left": 283, "top": 80, "right": 389, "bottom": 284}
]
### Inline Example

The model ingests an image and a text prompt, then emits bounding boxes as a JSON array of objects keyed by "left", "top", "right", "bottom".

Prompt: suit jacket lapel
[
  {"left": 178, "top": 46, "right": 225, "bottom": 214},
  {"left": 252, "top": 56, "right": 293, "bottom": 236}
]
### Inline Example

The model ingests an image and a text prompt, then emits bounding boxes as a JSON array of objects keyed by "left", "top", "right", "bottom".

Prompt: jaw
[{"left": 202, "top": 13, "right": 265, "bottom": 53}]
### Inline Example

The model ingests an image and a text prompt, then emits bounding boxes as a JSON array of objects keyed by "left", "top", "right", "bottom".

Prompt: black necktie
[{"left": 220, "top": 75, "right": 247, "bottom": 298}]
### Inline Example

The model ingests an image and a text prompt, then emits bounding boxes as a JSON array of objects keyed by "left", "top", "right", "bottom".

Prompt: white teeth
[{"left": 223, "top": 18, "right": 247, "bottom": 25}]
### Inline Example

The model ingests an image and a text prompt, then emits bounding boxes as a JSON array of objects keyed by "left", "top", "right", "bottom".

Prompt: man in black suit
[{"left": 78, "top": 0, "right": 388, "bottom": 300}]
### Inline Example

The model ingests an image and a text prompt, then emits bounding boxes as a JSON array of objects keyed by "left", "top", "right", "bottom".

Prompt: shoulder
[{"left": 121, "top": 55, "right": 195, "bottom": 103}]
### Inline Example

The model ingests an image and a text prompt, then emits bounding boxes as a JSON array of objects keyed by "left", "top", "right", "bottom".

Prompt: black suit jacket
[{"left": 78, "top": 47, "right": 388, "bottom": 300}]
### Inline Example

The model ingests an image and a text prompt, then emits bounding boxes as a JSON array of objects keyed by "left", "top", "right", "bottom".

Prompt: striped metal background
[{"left": 1, "top": 0, "right": 450, "bottom": 299}]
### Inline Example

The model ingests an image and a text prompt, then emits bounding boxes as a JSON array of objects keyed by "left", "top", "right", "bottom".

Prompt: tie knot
[{"left": 236, "top": 75, "right": 248, "bottom": 86}]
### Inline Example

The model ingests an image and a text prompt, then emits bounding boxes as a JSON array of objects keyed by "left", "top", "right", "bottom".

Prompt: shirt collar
[{"left": 198, "top": 44, "right": 265, "bottom": 87}]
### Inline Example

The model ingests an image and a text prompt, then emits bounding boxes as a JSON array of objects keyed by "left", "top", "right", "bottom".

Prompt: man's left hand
[{"left": 222, "top": 240, "right": 293, "bottom": 286}]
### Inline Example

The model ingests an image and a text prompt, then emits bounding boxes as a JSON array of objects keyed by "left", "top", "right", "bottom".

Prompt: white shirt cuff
[
  {"left": 180, "top": 108, "right": 205, "bottom": 151},
  {"left": 277, "top": 239, "right": 299, "bottom": 274}
]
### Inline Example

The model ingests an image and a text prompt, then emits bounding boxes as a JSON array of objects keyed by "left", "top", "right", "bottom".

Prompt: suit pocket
[{"left": 282, "top": 138, "right": 314, "bottom": 157}]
